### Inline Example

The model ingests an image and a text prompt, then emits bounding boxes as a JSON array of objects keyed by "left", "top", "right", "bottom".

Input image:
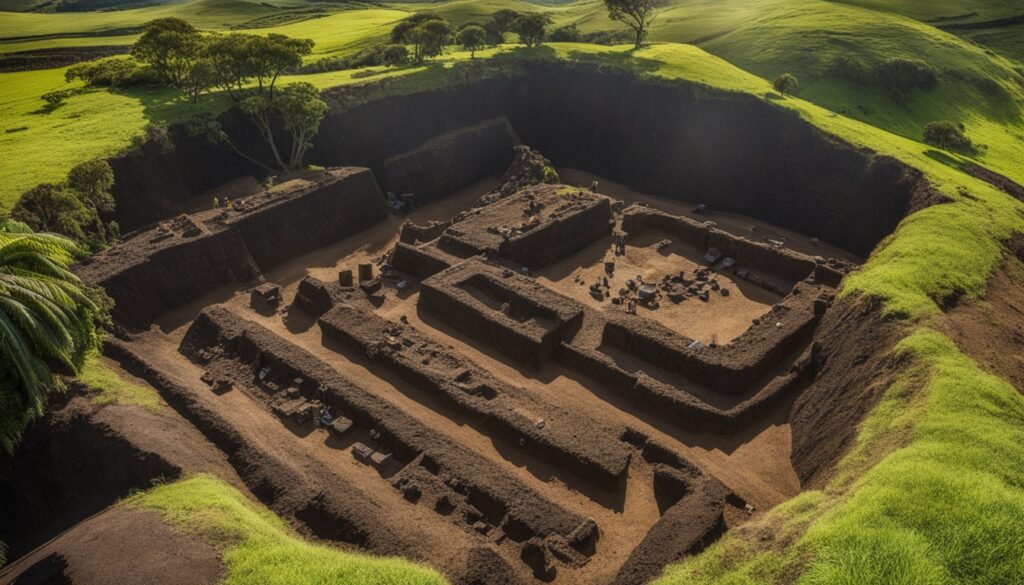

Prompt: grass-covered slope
[
  {"left": 658, "top": 329, "right": 1024, "bottom": 585},
  {"left": 127, "top": 474, "right": 446, "bottom": 585}
]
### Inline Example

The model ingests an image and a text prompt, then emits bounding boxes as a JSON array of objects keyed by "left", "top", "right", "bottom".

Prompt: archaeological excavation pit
[{"left": 55, "top": 62, "right": 938, "bottom": 585}]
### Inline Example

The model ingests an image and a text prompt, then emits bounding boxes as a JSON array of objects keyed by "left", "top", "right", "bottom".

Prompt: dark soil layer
[
  {"left": 961, "top": 162, "right": 1024, "bottom": 202},
  {"left": 109, "top": 63, "right": 933, "bottom": 257},
  {"left": 77, "top": 168, "right": 386, "bottom": 328},
  {"left": 0, "top": 508, "right": 225, "bottom": 585},
  {"left": 788, "top": 296, "right": 907, "bottom": 486},
  {"left": 0, "top": 395, "right": 181, "bottom": 561},
  {"left": 936, "top": 238, "right": 1024, "bottom": 394}
]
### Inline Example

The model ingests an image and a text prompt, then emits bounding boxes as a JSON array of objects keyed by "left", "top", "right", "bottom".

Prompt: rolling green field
[{"left": 2, "top": 0, "right": 1024, "bottom": 583}]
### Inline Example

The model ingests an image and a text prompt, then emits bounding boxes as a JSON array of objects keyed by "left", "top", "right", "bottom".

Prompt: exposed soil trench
[{"left": 7, "top": 63, "right": 934, "bottom": 585}]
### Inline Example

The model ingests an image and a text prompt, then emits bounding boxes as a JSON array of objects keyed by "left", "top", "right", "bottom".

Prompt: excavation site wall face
[
  {"left": 306, "top": 63, "right": 929, "bottom": 257},
  {"left": 108, "top": 63, "right": 928, "bottom": 258}
]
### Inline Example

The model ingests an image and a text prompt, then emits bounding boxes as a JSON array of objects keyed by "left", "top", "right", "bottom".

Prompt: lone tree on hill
[
  {"left": 456, "top": 25, "right": 487, "bottom": 58},
  {"left": 0, "top": 220, "right": 107, "bottom": 452},
  {"left": 512, "top": 13, "right": 550, "bottom": 48},
  {"left": 241, "top": 82, "right": 328, "bottom": 171},
  {"left": 604, "top": 0, "right": 667, "bottom": 48},
  {"left": 773, "top": 73, "right": 799, "bottom": 96}
]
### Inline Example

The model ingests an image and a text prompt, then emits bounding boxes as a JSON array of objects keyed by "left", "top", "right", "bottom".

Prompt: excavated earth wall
[{"left": 108, "top": 63, "right": 933, "bottom": 259}]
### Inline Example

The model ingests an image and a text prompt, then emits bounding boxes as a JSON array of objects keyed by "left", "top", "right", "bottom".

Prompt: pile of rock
[{"left": 474, "top": 145, "right": 557, "bottom": 208}]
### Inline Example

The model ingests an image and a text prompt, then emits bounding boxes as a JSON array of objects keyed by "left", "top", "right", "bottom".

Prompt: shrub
[
  {"left": 381, "top": 44, "right": 409, "bottom": 67},
  {"left": 300, "top": 45, "right": 391, "bottom": 73},
  {"left": 40, "top": 88, "right": 83, "bottom": 109},
  {"left": 548, "top": 24, "right": 582, "bottom": 42},
  {"left": 922, "top": 121, "right": 975, "bottom": 153},
  {"left": 873, "top": 57, "right": 937, "bottom": 102},
  {"left": 65, "top": 56, "right": 159, "bottom": 88},
  {"left": 773, "top": 73, "right": 799, "bottom": 96},
  {"left": 828, "top": 54, "right": 871, "bottom": 84}
]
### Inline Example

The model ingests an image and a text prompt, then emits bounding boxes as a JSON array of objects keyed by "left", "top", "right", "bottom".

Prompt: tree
[
  {"left": 12, "top": 160, "right": 119, "bottom": 252},
  {"left": 456, "top": 25, "right": 487, "bottom": 58},
  {"left": 491, "top": 9, "right": 520, "bottom": 32},
  {"left": 11, "top": 184, "right": 90, "bottom": 242},
  {"left": 182, "top": 51, "right": 216, "bottom": 103},
  {"left": 482, "top": 9, "right": 518, "bottom": 45},
  {"left": 773, "top": 73, "right": 799, "bottom": 96},
  {"left": 67, "top": 159, "right": 115, "bottom": 214},
  {"left": 381, "top": 44, "right": 409, "bottom": 67},
  {"left": 511, "top": 13, "right": 550, "bottom": 48},
  {"left": 604, "top": 0, "right": 666, "bottom": 48},
  {"left": 276, "top": 83, "right": 328, "bottom": 170},
  {"left": 483, "top": 20, "right": 505, "bottom": 46},
  {"left": 0, "top": 221, "right": 105, "bottom": 452},
  {"left": 247, "top": 34, "right": 314, "bottom": 99},
  {"left": 206, "top": 33, "right": 254, "bottom": 99},
  {"left": 407, "top": 19, "right": 453, "bottom": 61},
  {"left": 131, "top": 18, "right": 204, "bottom": 91},
  {"left": 391, "top": 13, "right": 444, "bottom": 44},
  {"left": 923, "top": 121, "right": 974, "bottom": 152},
  {"left": 241, "top": 83, "right": 327, "bottom": 171}
]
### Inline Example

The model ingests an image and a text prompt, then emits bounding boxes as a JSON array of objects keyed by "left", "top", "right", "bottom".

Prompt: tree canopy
[
  {"left": 12, "top": 160, "right": 118, "bottom": 253},
  {"left": 511, "top": 13, "right": 550, "bottom": 48},
  {"left": 456, "top": 25, "right": 487, "bottom": 58},
  {"left": 130, "top": 20, "right": 313, "bottom": 102},
  {"left": 240, "top": 82, "right": 327, "bottom": 171}
]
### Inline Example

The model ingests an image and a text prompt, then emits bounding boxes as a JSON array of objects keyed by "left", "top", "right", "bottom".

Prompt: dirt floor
[
  {"left": 538, "top": 228, "right": 782, "bottom": 344},
  {"left": 0, "top": 508, "right": 225, "bottom": 585}
]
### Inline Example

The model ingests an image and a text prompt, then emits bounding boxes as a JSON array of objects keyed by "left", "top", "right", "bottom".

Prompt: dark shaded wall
[
  {"left": 89, "top": 170, "right": 386, "bottom": 328},
  {"left": 109, "top": 63, "right": 929, "bottom": 254}
]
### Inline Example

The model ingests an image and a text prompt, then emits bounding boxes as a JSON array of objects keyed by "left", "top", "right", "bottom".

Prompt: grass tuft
[{"left": 77, "top": 350, "right": 162, "bottom": 410}]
